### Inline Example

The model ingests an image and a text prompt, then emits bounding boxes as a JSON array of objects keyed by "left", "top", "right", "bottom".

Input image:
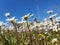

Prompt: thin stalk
[
  {"left": 26, "top": 21, "right": 32, "bottom": 44},
  {"left": 13, "top": 23, "right": 19, "bottom": 45}
]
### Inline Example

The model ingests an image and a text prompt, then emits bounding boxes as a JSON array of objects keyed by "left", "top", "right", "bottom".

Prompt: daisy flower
[
  {"left": 47, "top": 10, "right": 53, "bottom": 14},
  {"left": 5, "top": 12, "right": 10, "bottom": 17}
]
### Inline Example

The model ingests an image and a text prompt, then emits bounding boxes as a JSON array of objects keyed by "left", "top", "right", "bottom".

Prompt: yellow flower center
[
  {"left": 23, "top": 16, "right": 28, "bottom": 20},
  {"left": 10, "top": 20, "right": 15, "bottom": 24}
]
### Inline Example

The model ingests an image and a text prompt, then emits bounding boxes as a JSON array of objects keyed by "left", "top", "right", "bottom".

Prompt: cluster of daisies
[{"left": 0, "top": 10, "right": 60, "bottom": 45}]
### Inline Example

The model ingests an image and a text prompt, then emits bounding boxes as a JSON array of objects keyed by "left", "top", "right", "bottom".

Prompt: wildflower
[
  {"left": 56, "top": 17, "right": 60, "bottom": 22},
  {"left": 3, "top": 22, "right": 9, "bottom": 27},
  {"left": 10, "top": 16, "right": 15, "bottom": 23},
  {"left": 30, "top": 25, "right": 36, "bottom": 30},
  {"left": 5, "top": 12, "right": 10, "bottom": 17},
  {"left": 53, "top": 25, "right": 58, "bottom": 32},
  {"left": 43, "top": 18, "right": 48, "bottom": 26},
  {"left": 27, "top": 13, "right": 33, "bottom": 18},
  {"left": 49, "top": 13, "right": 57, "bottom": 22},
  {"left": 29, "top": 14, "right": 33, "bottom": 18},
  {"left": 26, "top": 13, "right": 30, "bottom": 16},
  {"left": 52, "top": 38, "right": 58, "bottom": 43},
  {"left": 47, "top": 10, "right": 53, "bottom": 14},
  {"left": 6, "top": 16, "right": 16, "bottom": 24},
  {"left": 49, "top": 13, "right": 57, "bottom": 19},
  {"left": 38, "top": 34, "right": 45, "bottom": 39},
  {"left": 49, "top": 26, "right": 53, "bottom": 29},
  {"left": 22, "top": 13, "right": 34, "bottom": 20},
  {"left": 39, "top": 27, "right": 42, "bottom": 30},
  {"left": 23, "top": 15, "right": 28, "bottom": 20},
  {"left": 55, "top": 23, "right": 59, "bottom": 26}
]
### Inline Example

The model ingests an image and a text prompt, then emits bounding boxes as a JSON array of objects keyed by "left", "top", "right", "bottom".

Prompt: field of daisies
[{"left": 0, "top": 10, "right": 60, "bottom": 45}]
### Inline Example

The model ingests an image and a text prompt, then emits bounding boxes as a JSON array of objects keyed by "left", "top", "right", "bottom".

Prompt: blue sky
[{"left": 0, "top": 0, "right": 60, "bottom": 22}]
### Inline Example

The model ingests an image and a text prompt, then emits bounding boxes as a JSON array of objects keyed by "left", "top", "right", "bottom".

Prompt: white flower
[
  {"left": 6, "top": 16, "right": 15, "bottom": 21},
  {"left": 22, "top": 13, "right": 34, "bottom": 20},
  {"left": 6, "top": 16, "right": 17, "bottom": 24},
  {"left": 3, "top": 22, "right": 9, "bottom": 27},
  {"left": 30, "top": 25, "right": 35, "bottom": 30},
  {"left": 52, "top": 38, "right": 57, "bottom": 43},
  {"left": 55, "top": 23, "right": 59, "bottom": 26},
  {"left": 47, "top": 22, "right": 53, "bottom": 29},
  {"left": 53, "top": 25, "right": 57, "bottom": 29},
  {"left": 10, "top": 16, "right": 15, "bottom": 21},
  {"left": 26, "top": 13, "right": 30, "bottom": 17},
  {"left": 29, "top": 14, "right": 33, "bottom": 18},
  {"left": 47, "top": 10, "right": 53, "bottom": 14},
  {"left": 49, "top": 13, "right": 57, "bottom": 19},
  {"left": 39, "top": 27, "right": 42, "bottom": 30},
  {"left": 43, "top": 19, "right": 48, "bottom": 26},
  {"left": 56, "top": 17, "right": 60, "bottom": 22},
  {"left": 53, "top": 25, "right": 58, "bottom": 32},
  {"left": 5, "top": 12, "right": 10, "bottom": 17}
]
